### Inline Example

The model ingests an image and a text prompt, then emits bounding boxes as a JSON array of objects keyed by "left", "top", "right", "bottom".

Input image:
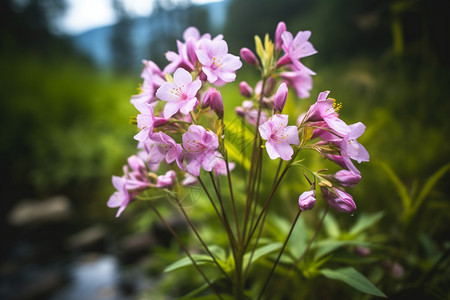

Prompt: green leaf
[
  {"left": 314, "top": 240, "right": 373, "bottom": 259},
  {"left": 348, "top": 212, "right": 384, "bottom": 237},
  {"left": 323, "top": 213, "right": 341, "bottom": 238},
  {"left": 164, "top": 254, "right": 214, "bottom": 273},
  {"left": 320, "top": 267, "right": 387, "bottom": 298},
  {"left": 243, "top": 242, "right": 282, "bottom": 267},
  {"left": 412, "top": 163, "right": 450, "bottom": 215},
  {"left": 378, "top": 161, "right": 411, "bottom": 209}
]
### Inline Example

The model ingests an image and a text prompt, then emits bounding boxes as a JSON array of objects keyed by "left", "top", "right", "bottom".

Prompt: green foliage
[{"left": 320, "top": 267, "right": 387, "bottom": 298}]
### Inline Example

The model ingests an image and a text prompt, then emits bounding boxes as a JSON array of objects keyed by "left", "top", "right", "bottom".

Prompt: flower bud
[
  {"left": 263, "top": 76, "right": 276, "bottom": 96},
  {"left": 235, "top": 106, "right": 245, "bottom": 117},
  {"left": 239, "top": 81, "right": 253, "bottom": 98},
  {"left": 274, "top": 82, "right": 288, "bottom": 114},
  {"left": 203, "top": 87, "right": 223, "bottom": 118},
  {"left": 298, "top": 190, "right": 316, "bottom": 211},
  {"left": 127, "top": 155, "right": 146, "bottom": 174},
  {"left": 322, "top": 187, "right": 356, "bottom": 213},
  {"left": 240, "top": 47, "right": 259, "bottom": 66},
  {"left": 334, "top": 170, "right": 361, "bottom": 187},
  {"left": 354, "top": 246, "right": 371, "bottom": 257},
  {"left": 186, "top": 38, "right": 198, "bottom": 66},
  {"left": 275, "top": 21, "right": 286, "bottom": 51},
  {"left": 156, "top": 170, "right": 176, "bottom": 188}
]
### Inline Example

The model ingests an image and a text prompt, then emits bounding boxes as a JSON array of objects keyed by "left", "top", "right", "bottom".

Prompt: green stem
[
  {"left": 265, "top": 207, "right": 329, "bottom": 299},
  {"left": 147, "top": 201, "right": 224, "bottom": 300},
  {"left": 257, "top": 210, "right": 302, "bottom": 300},
  {"left": 177, "top": 201, "right": 234, "bottom": 284}
]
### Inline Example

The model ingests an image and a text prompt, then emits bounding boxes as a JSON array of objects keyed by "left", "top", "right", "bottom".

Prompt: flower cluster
[
  {"left": 109, "top": 27, "right": 242, "bottom": 217},
  {"left": 108, "top": 21, "right": 371, "bottom": 299},
  {"left": 109, "top": 22, "right": 369, "bottom": 217}
]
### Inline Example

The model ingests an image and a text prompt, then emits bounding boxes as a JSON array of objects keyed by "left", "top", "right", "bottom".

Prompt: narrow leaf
[
  {"left": 413, "top": 163, "right": 450, "bottom": 214},
  {"left": 378, "top": 161, "right": 411, "bottom": 209},
  {"left": 164, "top": 254, "right": 214, "bottom": 273},
  {"left": 348, "top": 212, "right": 384, "bottom": 236},
  {"left": 244, "top": 242, "right": 282, "bottom": 267},
  {"left": 320, "top": 267, "right": 387, "bottom": 297}
]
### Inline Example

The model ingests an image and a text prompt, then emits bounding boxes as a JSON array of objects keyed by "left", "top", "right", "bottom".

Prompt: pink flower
[
  {"left": 280, "top": 68, "right": 313, "bottom": 99},
  {"left": 182, "top": 173, "right": 198, "bottom": 186},
  {"left": 144, "top": 132, "right": 184, "bottom": 169},
  {"left": 156, "top": 170, "right": 177, "bottom": 188},
  {"left": 298, "top": 190, "right": 316, "bottom": 210},
  {"left": 196, "top": 39, "right": 242, "bottom": 84},
  {"left": 156, "top": 68, "right": 202, "bottom": 118},
  {"left": 322, "top": 187, "right": 356, "bottom": 213},
  {"left": 134, "top": 102, "right": 158, "bottom": 142},
  {"left": 275, "top": 21, "right": 287, "bottom": 52},
  {"left": 274, "top": 82, "right": 288, "bottom": 114},
  {"left": 182, "top": 125, "right": 220, "bottom": 176},
  {"left": 259, "top": 114, "right": 300, "bottom": 160},
  {"left": 341, "top": 122, "right": 370, "bottom": 164},
  {"left": 131, "top": 60, "right": 165, "bottom": 105},
  {"left": 280, "top": 30, "right": 317, "bottom": 71},
  {"left": 107, "top": 176, "right": 130, "bottom": 218},
  {"left": 305, "top": 91, "right": 350, "bottom": 136}
]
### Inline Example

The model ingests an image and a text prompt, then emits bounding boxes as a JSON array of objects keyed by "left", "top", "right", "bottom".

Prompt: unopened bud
[
  {"left": 264, "top": 76, "right": 276, "bottom": 96},
  {"left": 239, "top": 81, "right": 253, "bottom": 98},
  {"left": 322, "top": 187, "right": 356, "bottom": 214},
  {"left": 298, "top": 190, "right": 316, "bottom": 211},
  {"left": 203, "top": 87, "right": 223, "bottom": 118},
  {"left": 274, "top": 82, "right": 288, "bottom": 114},
  {"left": 334, "top": 170, "right": 361, "bottom": 187},
  {"left": 240, "top": 47, "right": 259, "bottom": 66}
]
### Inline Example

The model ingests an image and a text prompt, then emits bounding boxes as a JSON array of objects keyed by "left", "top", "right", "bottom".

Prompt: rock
[
  {"left": 13, "top": 270, "right": 68, "bottom": 300},
  {"left": 118, "top": 232, "right": 156, "bottom": 264},
  {"left": 66, "top": 225, "right": 108, "bottom": 252},
  {"left": 7, "top": 196, "right": 72, "bottom": 226}
]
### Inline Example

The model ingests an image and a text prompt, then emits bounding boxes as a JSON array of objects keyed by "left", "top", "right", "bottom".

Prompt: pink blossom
[
  {"left": 341, "top": 122, "right": 370, "bottom": 164},
  {"left": 182, "top": 173, "right": 198, "bottom": 186},
  {"left": 182, "top": 125, "right": 220, "bottom": 176},
  {"left": 280, "top": 68, "right": 313, "bottom": 99},
  {"left": 274, "top": 82, "right": 288, "bottom": 114},
  {"left": 156, "top": 170, "right": 177, "bottom": 188},
  {"left": 322, "top": 187, "right": 356, "bottom": 213},
  {"left": 134, "top": 102, "right": 158, "bottom": 142},
  {"left": 144, "top": 132, "right": 184, "bottom": 169},
  {"left": 305, "top": 91, "right": 350, "bottom": 136},
  {"left": 259, "top": 114, "right": 300, "bottom": 160},
  {"left": 156, "top": 68, "right": 202, "bottom": 118},
  {"left": 131, "top": 60, "right": 165, "bottom": 105},
  {"left": 280, "top": 30, "right": 317, "bottom": 71},
  {"left": 107, "top": 176, "right": 130, "bottom": 218},
  {"left": 196, "top": 39, "right": 242, "bottom": 84},
  {"left": 124, "top": 155, "right": 151, "bottom": 191},
  {"left": 298, "top": 190, "right": 316, "bottom": 210},
  {"left": 275, "top": 21, "right": 287, "bottom": 51}
]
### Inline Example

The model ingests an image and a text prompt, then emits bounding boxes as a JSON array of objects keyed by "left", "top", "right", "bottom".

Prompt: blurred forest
[{"left": 1, "top": 0, "right": 450, "bottom": 299}]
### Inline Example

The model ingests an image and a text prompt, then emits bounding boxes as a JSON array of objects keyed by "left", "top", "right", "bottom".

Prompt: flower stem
[
  {"left": 257, "top": 209, "right": 302, "bottom": 300},
  {"left": 147, "top": 201, "right": 224, "bottom": 300}
]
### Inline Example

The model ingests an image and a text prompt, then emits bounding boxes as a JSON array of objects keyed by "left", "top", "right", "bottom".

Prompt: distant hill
[{"left": 71, "top": 0, "right": 230, "bottom": 71}]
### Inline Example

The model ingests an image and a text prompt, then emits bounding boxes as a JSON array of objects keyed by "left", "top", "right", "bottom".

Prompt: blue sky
[{"left": 56, "top": 0, "right": 223, "bottom": 35}]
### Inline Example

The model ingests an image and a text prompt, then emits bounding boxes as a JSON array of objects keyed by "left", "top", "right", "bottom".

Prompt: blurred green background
[{"left": 1, "top": 0, "right": 449, "bottom": 299}]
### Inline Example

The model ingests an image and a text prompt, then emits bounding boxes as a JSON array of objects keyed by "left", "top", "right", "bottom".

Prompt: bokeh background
[{"left": 1, "top": 0, "right": 449, "bottom": 299}]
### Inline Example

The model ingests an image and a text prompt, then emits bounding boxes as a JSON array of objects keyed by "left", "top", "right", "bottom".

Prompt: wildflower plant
[{"left": 108, "top": 22, "right": 386, "bottom": 299}]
